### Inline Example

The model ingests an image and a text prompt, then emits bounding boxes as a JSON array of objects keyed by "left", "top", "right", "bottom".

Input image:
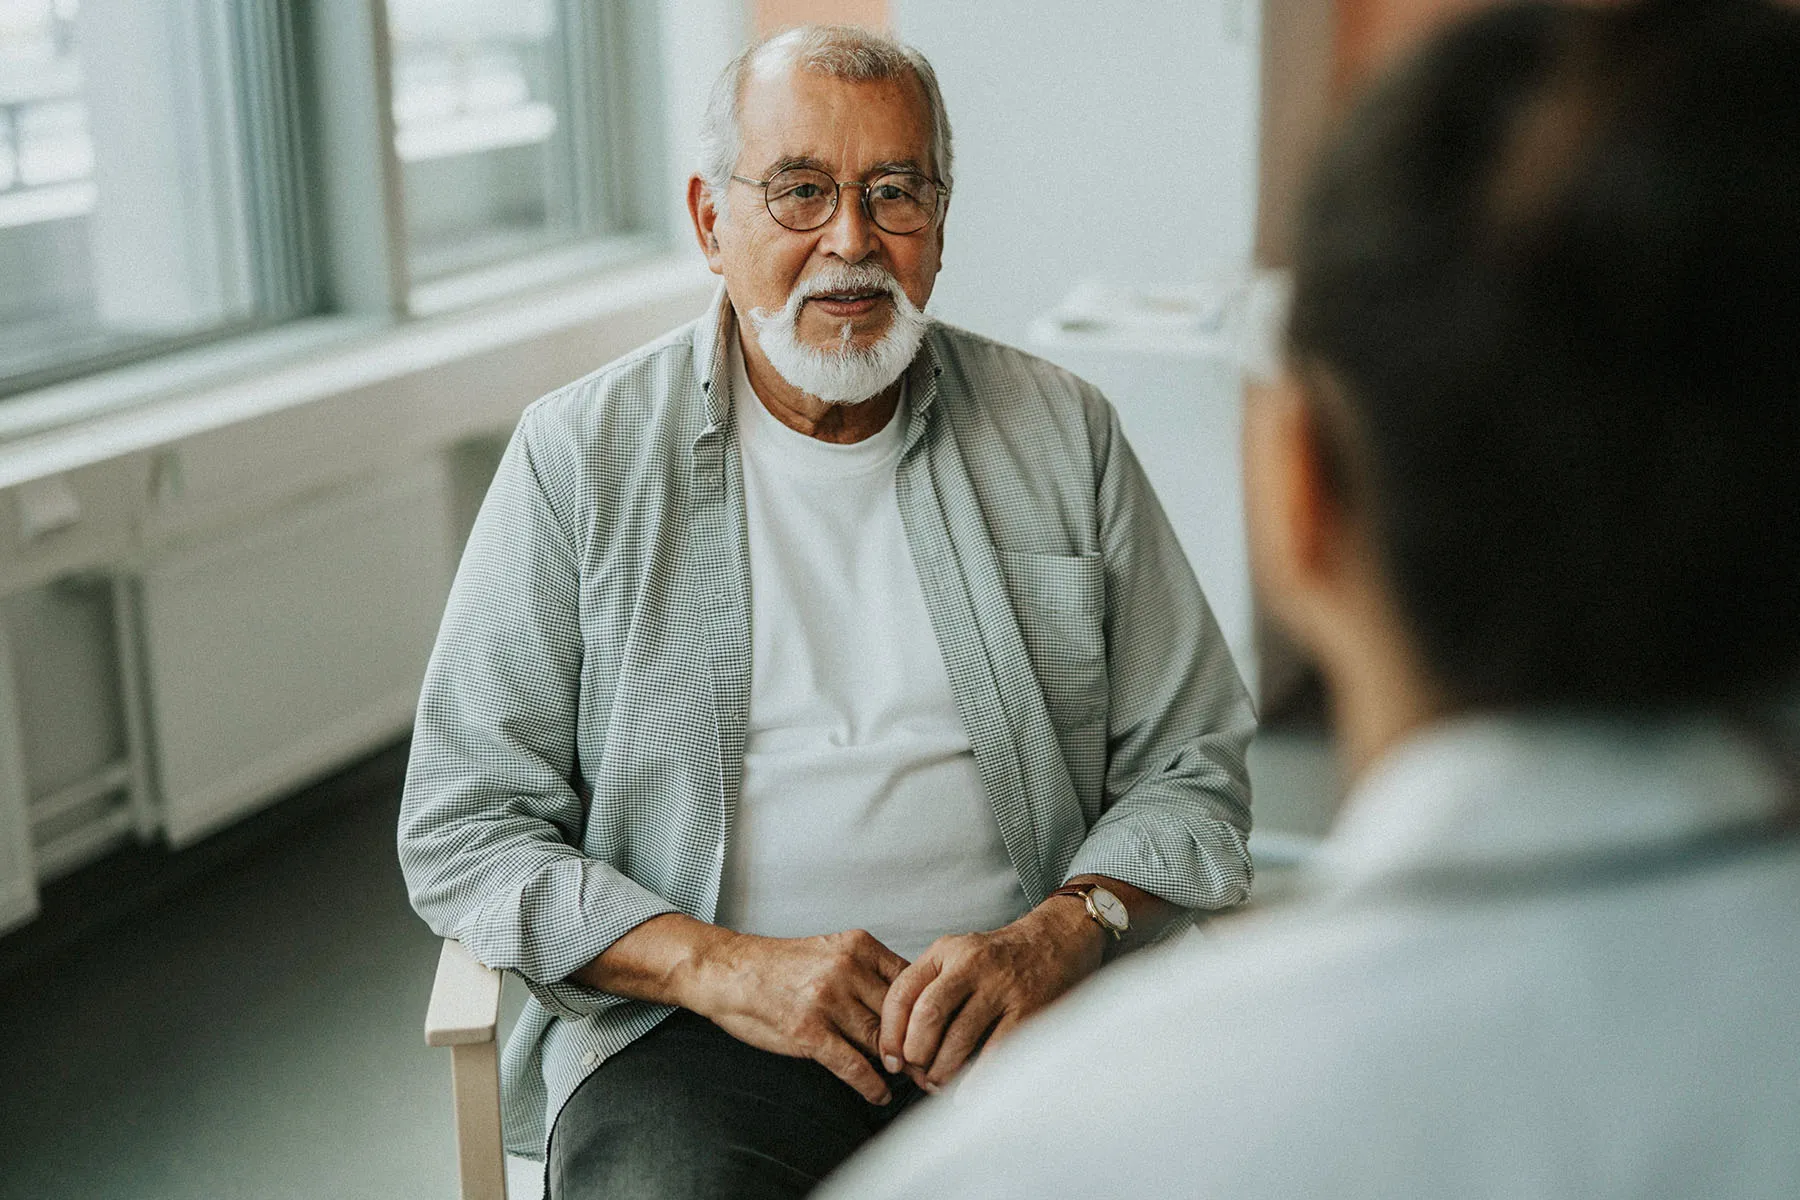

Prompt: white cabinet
[
  {"left": 4, "top": 578, "right": 150, "bottom": 876},
  {"left": 0, "top": 460, "right": 152, "bottom": 933},
  {"left": 140, "top": 463, "right": 454, "bottom": 846},
  {"left": 0, "top": 575, "right": 150, "bottom": 931}
]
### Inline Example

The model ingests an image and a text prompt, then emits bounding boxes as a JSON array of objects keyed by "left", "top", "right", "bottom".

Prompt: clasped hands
[{"left": 689, "top": 899, "right": 1107, "bottom": 1105}]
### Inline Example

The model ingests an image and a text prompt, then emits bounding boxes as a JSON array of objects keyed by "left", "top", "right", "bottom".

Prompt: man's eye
[
  {"left": 872, "top": 185, "right": 905, "bottom": 202},
  {"left": 786, "top": 183, "right": 824, "bottom": 200}
]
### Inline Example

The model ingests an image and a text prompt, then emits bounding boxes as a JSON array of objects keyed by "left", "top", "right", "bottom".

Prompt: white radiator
[{"left": 138, "top": 462, "right": 454, "bottom": 847}]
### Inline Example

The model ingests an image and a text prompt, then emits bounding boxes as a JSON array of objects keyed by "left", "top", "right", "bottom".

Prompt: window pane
[
  {"left": 0, "top": 0, "right": 106, "bottom": 380},
  {"left": 389, "top": 0, "right": 603, "bottom": 282},
  {"left": 0, "top": 0, "right": 312, "bottom": 396}
]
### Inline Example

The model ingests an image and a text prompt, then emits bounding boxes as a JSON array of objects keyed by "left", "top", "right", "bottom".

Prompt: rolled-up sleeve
[
  {"left": 1063, "top": 404, "right": 1257, "bottom": 911},
  {"left": 397, "top": 406, "right": 678, "bottom": 1021}
]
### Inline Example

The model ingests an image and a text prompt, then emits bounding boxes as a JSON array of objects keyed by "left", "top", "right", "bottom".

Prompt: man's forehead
[{"left": 736, "top": 64, "right": 932, "bottom": 173}]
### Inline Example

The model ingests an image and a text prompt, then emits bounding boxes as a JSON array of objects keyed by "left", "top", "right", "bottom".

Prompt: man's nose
[{"left": 816, "top": 183, "right": 880, "bottom": 263}]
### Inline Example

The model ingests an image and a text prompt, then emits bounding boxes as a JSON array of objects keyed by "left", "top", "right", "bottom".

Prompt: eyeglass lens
[{"left": 764, "top": 167, "right": 937, "bottom": 234}]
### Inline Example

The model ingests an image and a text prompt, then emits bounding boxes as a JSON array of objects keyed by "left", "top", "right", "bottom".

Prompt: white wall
[
  {"left": 658, "top": 0, "right": 750, "bottom": 242},
  {"left": 891, "top": 0, "right": 1262, "bottom": 348}
]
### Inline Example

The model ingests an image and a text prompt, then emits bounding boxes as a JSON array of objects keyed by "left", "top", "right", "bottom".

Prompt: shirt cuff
[
  {"left": 1063, "top": 811, "right": 1253, "bottom": 912},
  {"left": 479, "top": 874, "right": 682, "bottom": 1023}
]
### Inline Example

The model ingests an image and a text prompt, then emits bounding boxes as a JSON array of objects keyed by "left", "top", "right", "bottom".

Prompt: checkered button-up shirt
[{"left": 398, "top": 291, "right": 1256, "bottom": 1158}]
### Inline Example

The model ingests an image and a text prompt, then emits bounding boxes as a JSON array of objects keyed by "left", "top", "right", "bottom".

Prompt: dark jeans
[{"left": 547, "top": 1010, "right": 928, "bottom": 1200}]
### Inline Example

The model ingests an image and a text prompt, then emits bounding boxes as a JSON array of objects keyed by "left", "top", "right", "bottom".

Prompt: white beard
[{"left": 746, "top": 263, "right": 931, "bottom": 405}]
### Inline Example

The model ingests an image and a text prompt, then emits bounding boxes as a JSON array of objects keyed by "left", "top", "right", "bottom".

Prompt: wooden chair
[{"left": 425, "top": 939, "right": 509, "bottom": 1200}]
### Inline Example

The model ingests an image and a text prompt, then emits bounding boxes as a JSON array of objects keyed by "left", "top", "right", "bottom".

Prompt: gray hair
[{"left": 698, "top": 24, "right": 954, "bottom": 221}]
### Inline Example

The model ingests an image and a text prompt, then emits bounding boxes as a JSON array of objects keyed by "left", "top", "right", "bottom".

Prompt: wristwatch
[{"left": 1048, "top": 881, "right": 1130, "bottom": 941}]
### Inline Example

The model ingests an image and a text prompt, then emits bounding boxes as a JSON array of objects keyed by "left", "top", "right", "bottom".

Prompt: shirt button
[{"left": 581, "top": 1052, "right": 600, "bottom": 1069}]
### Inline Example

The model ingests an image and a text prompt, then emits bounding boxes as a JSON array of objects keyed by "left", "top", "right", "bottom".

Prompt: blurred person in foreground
[
  {"left": 823, "top": 1, "right": 1800, "bottom": 1195},
  {"left": 398, "top": 22, "right": 1254, "bottom": 1198}
]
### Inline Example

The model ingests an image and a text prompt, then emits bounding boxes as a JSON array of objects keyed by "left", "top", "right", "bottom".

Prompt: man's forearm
[
  {"left": 583, "top": 877, "right": 1181, "bottom": 1013},
  {"left": 568, "top": 911, "right": 734, "bottom": 1010}
]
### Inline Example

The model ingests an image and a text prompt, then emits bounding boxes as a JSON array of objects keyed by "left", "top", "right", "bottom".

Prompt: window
[
  {"left": 390, "top": 0, "right": 624, "bottom": 282},
  {"left": 0, "top": 0, "right": 315, "bottom": 397},
  {"left": 0, "top": 0, "right": 657, "bottom": 402}
]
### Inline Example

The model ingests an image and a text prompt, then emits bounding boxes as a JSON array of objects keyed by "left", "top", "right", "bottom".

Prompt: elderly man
[
  {"left": 398, "top": 23, "right": 1252, "bottom": 1200},
  {"left": 821, "top": 1, "right": 1800, "bottom": 1197}
]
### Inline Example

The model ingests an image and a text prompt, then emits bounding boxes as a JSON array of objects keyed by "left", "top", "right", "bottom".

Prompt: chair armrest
[
  {"left": 425, "top": 939, "right": 510, "bottom": 1199},
  {"left": 426, "top": 938, "right": 504, "bottom": 1047}
]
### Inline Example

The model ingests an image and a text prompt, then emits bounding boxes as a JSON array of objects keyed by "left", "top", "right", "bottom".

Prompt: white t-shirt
[{"left": 715, "top": 339, "right": 1027, "bottom": 961}]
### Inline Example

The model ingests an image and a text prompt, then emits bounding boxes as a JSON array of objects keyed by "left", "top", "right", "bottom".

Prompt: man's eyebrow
[
  {"left": 758, "top": 155, "right": 930, "bottom": 177},
  {"left": 762, "top": 154, "right": 828, "bottom": 176}
]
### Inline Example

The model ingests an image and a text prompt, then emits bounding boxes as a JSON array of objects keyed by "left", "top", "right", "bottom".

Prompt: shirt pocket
[{"left": 996, "top": 549, "right": 1109, "bottom": 732}]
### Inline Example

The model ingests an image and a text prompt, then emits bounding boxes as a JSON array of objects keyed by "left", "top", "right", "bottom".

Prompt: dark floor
[{"left": 0, "top": 743, "right": 496, "bottom": 1200}]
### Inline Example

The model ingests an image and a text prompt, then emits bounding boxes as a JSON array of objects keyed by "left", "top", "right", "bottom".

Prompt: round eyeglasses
[{"left": 729, "top": 166, "right": 947, "bottom": 235}]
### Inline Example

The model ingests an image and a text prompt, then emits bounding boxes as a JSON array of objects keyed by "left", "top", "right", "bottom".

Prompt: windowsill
[
  {"left": 407, "top": 234, "right": 663, "bottom": 318},
  {"left": 0, "top": 317, "right": 389, "bottom": 450},
  {"left": 0, "top": 248, "right": 717, "bottom": 492}
]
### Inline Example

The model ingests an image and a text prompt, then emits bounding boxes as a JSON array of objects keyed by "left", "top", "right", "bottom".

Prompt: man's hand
[
  {"left": 877, "top": 898, "right": 1105, "bottom": 1092},
  {"left": 687, "top": 928, "right": 910, "bottom": 1105}
]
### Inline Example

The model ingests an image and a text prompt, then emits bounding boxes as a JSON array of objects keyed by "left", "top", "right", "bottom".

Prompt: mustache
[
  {"left": 790, "top": 263, "right": 908, "bottom": 308},
  {"left": 748, "top": 263, "right": 922, "bottom": 346}
]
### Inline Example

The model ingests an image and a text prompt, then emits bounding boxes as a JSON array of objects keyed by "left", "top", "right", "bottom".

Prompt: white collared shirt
[{"left": 823, "top": 714, "right": 1800, "bottom": 1198}]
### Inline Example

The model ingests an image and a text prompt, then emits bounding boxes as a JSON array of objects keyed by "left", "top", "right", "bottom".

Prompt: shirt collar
[
  {"left": 902, "top": 324, "right": 946, "bottom": 450},
  {"left": 1304, "top": 712, "right": 1790, "bottom": 900},
  {"left": 695, "top": 283, "right": 734, "bottom": 432}
]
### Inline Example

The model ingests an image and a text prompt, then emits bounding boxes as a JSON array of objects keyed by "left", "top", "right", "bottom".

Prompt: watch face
[{"left": 1090, "top": 887, "right": 1129, "bottom": 931}]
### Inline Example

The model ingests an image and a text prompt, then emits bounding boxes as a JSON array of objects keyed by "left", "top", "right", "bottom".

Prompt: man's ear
[
  {"left": 1243, "top": 371, "right": 1355, "bottom": 653},
  {"left": 687, "top": 175, "right": 726, "bottom": 275}
]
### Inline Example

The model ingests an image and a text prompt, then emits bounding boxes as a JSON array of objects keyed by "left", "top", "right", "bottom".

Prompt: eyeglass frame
[{"left": 727, "top": 167, "right": 950, "bottom": 235}]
